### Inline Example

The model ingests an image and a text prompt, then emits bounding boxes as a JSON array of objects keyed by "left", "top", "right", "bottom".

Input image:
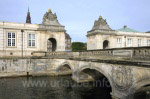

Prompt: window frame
[
  {"left": 127, "top": 38, "right": 132, "bottom": 47},
  {"left": 117, "top": 38, "right": 121, "bottom": 44},
  {"left": 138, "top": 39, "right": 142, "bottom": 47},
  {"left": 147, "top": 39, "right": 150, "bottom": 46},
  {"left": 117, "top": 37, "right": 122, "bottom": 47},
  {"left": 27, "top": 33, "right": 36, "bottom": 48},
  {"left": 7, "top": 32, "right": 17, "bottom": 48}
]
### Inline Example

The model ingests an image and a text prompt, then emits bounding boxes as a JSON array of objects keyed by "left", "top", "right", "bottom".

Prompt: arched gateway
[
  {"left": 47, "top": 38, "right": 57, "bottom": 52},
  {"left": 103, "top": 40, "right": 109, "bottom": 49}
]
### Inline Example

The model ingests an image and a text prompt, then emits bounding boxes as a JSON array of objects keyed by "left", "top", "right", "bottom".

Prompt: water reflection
[{"left": 0, "top": 76, "right": 112, "bottom": 99}]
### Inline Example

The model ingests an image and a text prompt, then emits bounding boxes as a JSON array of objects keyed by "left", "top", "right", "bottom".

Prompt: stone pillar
[{"left": 72, "top": 72, "right": 80, "bottom": 83}]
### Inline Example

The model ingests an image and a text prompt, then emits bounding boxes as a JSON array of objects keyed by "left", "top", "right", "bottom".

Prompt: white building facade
[
  {"left": 0, "top": 9, "right": 71, "bottom": 57},
  {"left": 87, "top": 16, "right": 150, "bottom": 50}
]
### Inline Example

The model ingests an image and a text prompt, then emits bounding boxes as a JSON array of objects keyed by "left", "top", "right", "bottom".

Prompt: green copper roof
[{"left": 117, "top": 25, "right": 140, "bottom": 32}]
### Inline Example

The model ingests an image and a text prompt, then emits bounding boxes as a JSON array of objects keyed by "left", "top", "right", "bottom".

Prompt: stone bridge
[
  {"left": 33, "top": 47, "right": 150, "bottom": 99},
  {"left": 0, "top": 47, "right": 149, "bottom": 99}
]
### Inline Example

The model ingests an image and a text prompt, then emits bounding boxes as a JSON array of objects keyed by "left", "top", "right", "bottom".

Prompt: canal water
[
  {"left": 0, "top": 76, "right": 112, "bottom": 99},
  {"left": 0, "top": 76, "right": 147, "bottom": 99}
]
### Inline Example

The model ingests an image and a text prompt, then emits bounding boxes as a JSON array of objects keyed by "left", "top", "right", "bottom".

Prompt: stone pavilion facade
[
  {"left": 0, "top": 9, "right": 71, "bottom": 57},
  {"left": 87, "top": 16, "right": 150, "bottom": 50}
]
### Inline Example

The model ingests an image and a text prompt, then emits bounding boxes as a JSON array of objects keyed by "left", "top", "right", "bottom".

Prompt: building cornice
[
  {"left": 37, "top": 24, "right": 65, "bottom": 32},
  {"left": 87, "top": 29, "right": 150, "bottom": 37},
  {"left": 0, "top": 21, "right": 66, "bottom": 32},
  {"left": 87, "top": 29, "right": 116, "bottom": 36}
]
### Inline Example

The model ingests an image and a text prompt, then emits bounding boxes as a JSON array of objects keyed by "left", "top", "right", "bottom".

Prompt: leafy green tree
[{"left": 71, "top": 42, "right": 87, "bottom": 51}]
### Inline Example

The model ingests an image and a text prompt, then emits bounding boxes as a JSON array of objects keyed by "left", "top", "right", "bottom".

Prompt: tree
[{"left": 71, "top": 42, "right": 87, "bottom": 51}]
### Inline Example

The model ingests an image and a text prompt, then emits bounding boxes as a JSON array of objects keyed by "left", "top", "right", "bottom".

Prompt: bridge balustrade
[
  {"left": 133, "top": 48, "right": 150, "bottom": 59},
  {"left": 32, "top": 47, "right": 150, "bottom": 61}
]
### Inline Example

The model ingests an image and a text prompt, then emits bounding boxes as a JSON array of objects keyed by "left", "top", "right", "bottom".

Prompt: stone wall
[{"left": 0, "top": 58, "right": 66, "bottom": 77}]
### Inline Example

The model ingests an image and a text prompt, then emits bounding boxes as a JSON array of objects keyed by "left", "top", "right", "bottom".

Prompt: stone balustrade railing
[
  {"left": 133, "top": 48, "right": 150, "bottom": 59},
  {"left": 32, "top": 47, "right": 150, "bottom": 60}
]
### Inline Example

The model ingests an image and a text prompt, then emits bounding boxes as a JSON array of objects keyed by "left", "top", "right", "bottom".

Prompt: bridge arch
[
  {"left": 77, "top": 66, "right": 112, "bottom": 98},
  {"left": 131, "top": 79, "right": 150, "bottom": 96},
  {"left": 134, "top": 79, "right": 150, "bottom": 91},
  {"left": 56, "top": 62, "right": 73, "bottom": 75},
  {"left": 78, "top": 65, "right": 113, "bottom": 86}
]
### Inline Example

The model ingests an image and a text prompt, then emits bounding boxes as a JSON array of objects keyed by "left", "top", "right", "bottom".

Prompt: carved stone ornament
[
  {"left": 42, "top": 9, "right": 61, "bottom": 26},
  {"left": 111, "top": 66, "right": 133, "bottom": 91},
  {"left": 92, "top": 16, "right": 112, "bottom": 30}
]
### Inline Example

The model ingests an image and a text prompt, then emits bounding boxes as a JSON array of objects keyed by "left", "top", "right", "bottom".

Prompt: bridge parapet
[
  {"left": 43, "top": 47, "right": 150, "bottom": 61},
  {"left": 31, "top": 47, "right": 150, "bottom": 65},
  {"left": 45, "top": 51, "right": 78, "bottom": 58},
  {"left": 133, "top": 48, "right": 150, "bottom": 59}
]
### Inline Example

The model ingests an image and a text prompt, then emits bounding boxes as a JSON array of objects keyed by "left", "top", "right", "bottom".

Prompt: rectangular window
[
  {"left": 138, "top": 39, "right": 142, "bottom": 47},
  {"left": 117, "top": 38, "right": 121, "bottom": 47},
  {"left": 7, "top": 32, "right": 16, "bottom": 47},
  {"left": 147, "top": 39, "right": 150, "bottom": 46},
  {"left": 28, "top": 34, "right": 36, "bottom": 47},
  {"left": 117, "top": 38, "right": 121, "bottom": 44},
  {"left": 128, "top": 38, "right": 132, "bottom": 47}
]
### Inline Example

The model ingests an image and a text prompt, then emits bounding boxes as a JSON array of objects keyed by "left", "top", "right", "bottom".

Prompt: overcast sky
[{"left": 0, "top": 0, "right": 150, "bottom": 42}]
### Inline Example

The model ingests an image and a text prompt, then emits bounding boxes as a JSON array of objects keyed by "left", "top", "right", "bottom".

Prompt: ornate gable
[
  {"left": 92, "top": 16, "right": 112, "bottom": 30},
  {"left": 42, "top": 9, "right": 62, "bottom": 26}
]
